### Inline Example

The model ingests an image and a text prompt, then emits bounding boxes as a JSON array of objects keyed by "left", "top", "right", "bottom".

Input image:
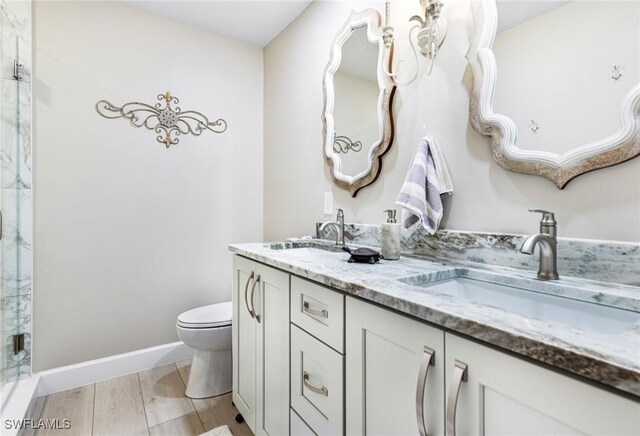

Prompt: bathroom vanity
[{"left": 230, "top": 241, "right": 640, "bottom": 436}]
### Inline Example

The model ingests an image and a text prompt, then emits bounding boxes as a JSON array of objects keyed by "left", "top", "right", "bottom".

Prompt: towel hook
[
  {"left": 611, "top": 64, "right": 622, "bottom": 81},
  {"left": 529, "top": 119, "right": 539, "bottom": 133}
]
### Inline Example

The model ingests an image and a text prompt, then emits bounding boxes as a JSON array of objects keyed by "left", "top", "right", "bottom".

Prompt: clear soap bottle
[{"left": 381, "top": 209, "right": 401, "bottom": 260}]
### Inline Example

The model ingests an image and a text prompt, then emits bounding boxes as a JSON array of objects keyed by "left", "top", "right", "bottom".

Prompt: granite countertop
[{"left": 229, "top": 239, "right": 640, "bottom": 397}]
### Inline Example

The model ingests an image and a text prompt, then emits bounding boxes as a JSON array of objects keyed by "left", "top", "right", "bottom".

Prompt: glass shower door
[
  {"left": 0, "top": 185, "right": 4, "bottom": 387},
  {"left": 0, "top": 0, "right": 32, "bottom": 387},
  {"left": 0, "top": 47, "right": 24, "bottom": 385}
]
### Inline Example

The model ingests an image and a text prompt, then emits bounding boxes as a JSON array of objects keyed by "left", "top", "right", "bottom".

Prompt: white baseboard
[
  {"left": 0, "top": 375, "right": 41, "bottom": 436},
  {"left": 35, "top": 341, "right": 193, "bottom": 397}
]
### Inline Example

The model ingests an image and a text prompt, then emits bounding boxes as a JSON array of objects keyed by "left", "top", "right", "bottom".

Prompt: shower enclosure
[{"left": 0, "top": 0, "right": 32, "bottom": 390}]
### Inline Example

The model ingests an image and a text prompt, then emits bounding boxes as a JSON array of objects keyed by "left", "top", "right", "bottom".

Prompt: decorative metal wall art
[
  {"left": 96, "top": 91, "right": 227, "bottom": 148},
  {"left": 333, "top": 134, "right": 362, "bottom": 154}
]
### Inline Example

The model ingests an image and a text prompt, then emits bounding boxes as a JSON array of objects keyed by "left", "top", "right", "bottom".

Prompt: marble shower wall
[
  {"left": 0, "top": 0, "right": 32, "bottom": 382},
  {"left": 319, "top": 223, "right": 640, "bottom": 286}
]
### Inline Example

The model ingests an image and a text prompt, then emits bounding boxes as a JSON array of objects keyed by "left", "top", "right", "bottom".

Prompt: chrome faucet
[
  {"left": 318, "top": 209, "right": 345, "bottom": 245},
  {"left": 520, "top": 209, "right": 559, "bottom": 280}
]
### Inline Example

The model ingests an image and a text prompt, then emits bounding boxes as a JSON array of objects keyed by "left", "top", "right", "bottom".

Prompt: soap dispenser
[{"left": 381, "top": 209, "right": 401, "bottom": 260}]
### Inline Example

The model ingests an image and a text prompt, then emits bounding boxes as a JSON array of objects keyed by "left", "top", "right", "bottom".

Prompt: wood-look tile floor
[{"left": 29, "top": 360, "right": 252, "bottom": 436}]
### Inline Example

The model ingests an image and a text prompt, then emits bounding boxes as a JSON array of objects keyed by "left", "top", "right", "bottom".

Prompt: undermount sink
[
  {"left": 400, "top": 276, "right": 640, "bottom": 335},
  {"left": 266, "top": 240, "right": 345, "bottom": 253}
]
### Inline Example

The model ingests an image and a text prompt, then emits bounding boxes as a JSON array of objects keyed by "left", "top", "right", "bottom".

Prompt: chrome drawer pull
[
  {"left": 250, "top": 275, "right": 261, "bottom": 323},
  {"left": 446, "top": 360, "right": 468, "bottom": 436},
  {"left": 303, "top": 371, "right": 328, "bottom": 396},
  {"left": 416, "top": 346, "right": 435, "bottom": 436},
  {"left": 303, "top": 301, "right": 328, "bottom": 318},
  {"left": 244, "top": 271, "right": 255, "bottom": 319}
]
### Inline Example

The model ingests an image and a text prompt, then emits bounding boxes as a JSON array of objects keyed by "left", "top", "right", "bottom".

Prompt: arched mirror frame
[
  {"left": 322, "top": 9, "right": 396, "bottom": 197},
  {"left": 467, "top": 0, "right": 640, "bottom": 189}
]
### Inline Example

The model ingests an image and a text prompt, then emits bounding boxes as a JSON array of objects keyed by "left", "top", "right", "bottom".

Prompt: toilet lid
[{"left": 177, "top": 302, "right": 232, "bottom": 328}]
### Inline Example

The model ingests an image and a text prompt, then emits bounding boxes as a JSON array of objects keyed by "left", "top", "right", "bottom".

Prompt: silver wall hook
[
  {"left": 529, "top": 119, "right": 539, "bottom": 133},
  {"left": 611, "top": 64, "right": 622, "bottom": 81}
]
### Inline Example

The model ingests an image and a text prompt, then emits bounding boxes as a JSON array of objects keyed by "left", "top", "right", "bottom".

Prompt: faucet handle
[
  {"left": 528, "top": 209, "right": 557, "bottom": 227},
  {"left": 336, "top": 208, "right": 344, "bottom": 218}
]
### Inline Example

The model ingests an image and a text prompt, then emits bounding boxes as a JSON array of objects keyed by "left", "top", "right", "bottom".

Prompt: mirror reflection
[
  {"left": 493, "top": 0, "right": 640, "bottom": 154},
  {"left": 332, "top": 25, "right": 381, "bottom": 177}
]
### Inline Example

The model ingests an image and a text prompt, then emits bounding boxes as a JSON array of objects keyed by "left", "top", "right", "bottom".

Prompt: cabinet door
[
  {"left": 346, "top": 296, "right": 445, "bottom": 436},
  {"left": 291, "top": 408, "right": 316, "bottom": 436},
  {"left": 232, "top": 255, "right": 257, "bottom": 432},
  {"left": 256, "top": 263, "right": 291, "bottom": 436},
  {"left": 291, "top": 325, "right": 344, "bottom": 435},
  {"left": 445, "top": 333, "right": 640, "bottom": 436}
]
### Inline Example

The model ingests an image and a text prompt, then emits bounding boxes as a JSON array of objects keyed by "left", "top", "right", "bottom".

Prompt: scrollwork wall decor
[
  {"left": 333, "top": 134, "right": 363, "bottom": 154},
  {"left": 96, "top": 91, "right": 227, "bottom": 148}
]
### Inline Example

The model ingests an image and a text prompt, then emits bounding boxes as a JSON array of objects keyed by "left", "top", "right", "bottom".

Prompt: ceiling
[
  {"left": 119, "top": 1, "right": 313, "bottom": 47},
  {"left": 496, "top": 0, "right": 571, "bottom": 33}
]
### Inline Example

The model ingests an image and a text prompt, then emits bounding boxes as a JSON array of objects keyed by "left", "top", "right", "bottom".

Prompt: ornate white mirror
[
  {"left": 468, "top": 0, "right": 640, "bottom": 188},
  {"left": 323, "top": 9, "right": 396, "bottom": 197}
]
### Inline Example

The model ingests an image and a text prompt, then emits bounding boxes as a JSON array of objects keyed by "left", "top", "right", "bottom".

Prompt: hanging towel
[{"left": 395, "top": 135, "right": 453, "bottom": 234}]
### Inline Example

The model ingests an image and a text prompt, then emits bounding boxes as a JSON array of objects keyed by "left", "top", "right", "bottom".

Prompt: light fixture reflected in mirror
[{"left": 382, "top": 0, "right": 447, "bottom": 85}]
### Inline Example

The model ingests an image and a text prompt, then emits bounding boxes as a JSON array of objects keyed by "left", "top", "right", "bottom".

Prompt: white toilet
[{"left": 176, "top": 301, "right": 232, "bottom": 399}]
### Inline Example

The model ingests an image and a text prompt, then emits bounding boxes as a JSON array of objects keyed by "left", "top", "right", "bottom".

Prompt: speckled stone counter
[{"left": 229, "top": 240, "right": 640, "bottom": 397}]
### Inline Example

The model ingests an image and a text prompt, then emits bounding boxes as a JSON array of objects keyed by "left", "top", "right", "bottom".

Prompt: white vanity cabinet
[
  {"left": 346, "top": 296, "right": 446, "bottom": 436},
  {"left": 345, "top": 296, "right": 640, "bottom": 436},
  {"left": 232, "top": 255, "right": 290, "bottom": 436},
  {"left": 445, "top": 333, "right": 640, "bottom": 436},
  {"left": 231, "top": 256, "right": 640, "bottom": 436}
]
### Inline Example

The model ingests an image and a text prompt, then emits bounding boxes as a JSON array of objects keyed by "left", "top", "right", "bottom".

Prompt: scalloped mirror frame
[
  {"left": 322, "top": 9, "right": 396, "bottom": 197},
  {"left": 467, "top": 0, "right": 640, "bottom": 189}
]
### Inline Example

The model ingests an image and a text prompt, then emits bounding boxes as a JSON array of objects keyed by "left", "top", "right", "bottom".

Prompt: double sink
[{"left": 267, "top": 240, "right": 640, "bottom": 337}]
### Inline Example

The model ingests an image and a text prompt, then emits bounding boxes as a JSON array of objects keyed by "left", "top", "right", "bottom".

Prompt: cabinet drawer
[
  {"left": 291, "top": 276, "right": 344, "bottom": 352},
  {"left": 291, "top": 325, "right": 343, "bottom": 436},
  {"left": 290, "top": 408, "right": 316, "bottom": 436}
]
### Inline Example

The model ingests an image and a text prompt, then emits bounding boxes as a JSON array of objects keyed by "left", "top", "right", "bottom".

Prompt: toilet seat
[{"left": 177, "top": 302, "right": 232, "bottom": 329}]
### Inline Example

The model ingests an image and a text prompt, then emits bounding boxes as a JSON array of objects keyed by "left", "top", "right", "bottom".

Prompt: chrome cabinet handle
[
  {"left": 243, "top": 271, "right": 255, "bottom": 319},
  {"left": 446, "top": 360, "right": 468, "bottom": 436},
  {"left": 250, "top": 274, "right": 261, "bottom": 323},
  {"left": 416, "top": 346, "right": 435, "bottom": 436},
  {"left": 303, "top": 371, "right": 328, "bottom": 397},
  {"left": 303, "top": 301, "right": 328, "bottom": 318}
]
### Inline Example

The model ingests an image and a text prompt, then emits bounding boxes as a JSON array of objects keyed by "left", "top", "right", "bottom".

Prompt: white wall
[
  {"left": 263, "top": 0, "right": 640, "bottom": 242},
  {"left": 34, "top": 1, "right": 263, "bottom": 371}
]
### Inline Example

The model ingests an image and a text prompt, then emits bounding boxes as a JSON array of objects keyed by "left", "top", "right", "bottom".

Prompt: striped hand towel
[{"left": 395, "top": 136, "right": 453, "bottom": 234}]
